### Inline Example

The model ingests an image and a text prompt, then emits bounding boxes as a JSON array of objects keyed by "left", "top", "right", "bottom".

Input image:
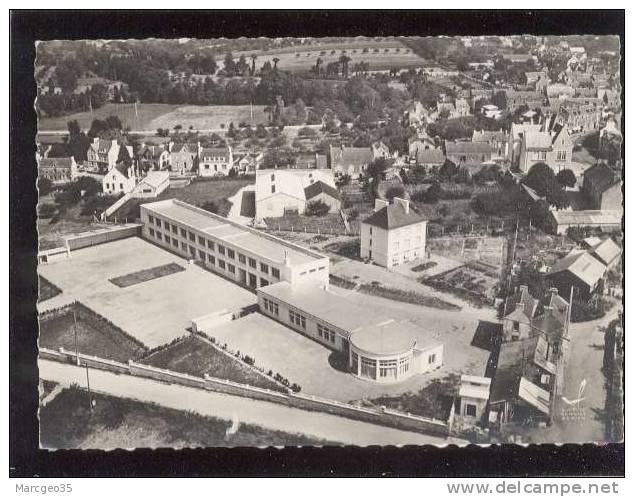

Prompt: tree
[
  {"left": 38, "top": 202, "right": 57, "bottom": 218},
  {"left": 556, "top": 168, "right": 577, "bottom": 189},
  {"left": 201, "top": 201, "right": 218, "bottom": 214},
  {"left": 439, "top": 159, "right": 459, "bottom": 180},
  {"left": 305, "top": 199, "right": 330, "bottom": 216},
  {"left": 385, "top": 185, "right": 405, "bottom": 201},
  {"left": 37, "top": 177, "right": 54, "bottom": 196},
  {"left": 366, "top": 157, "right": 390, "bottom": 183},
  {"left": 523, "top": 162, "right": 570, "bottom": 209},
  {"left": 272, "top": 57, "right": 280, "bottom": 70}
]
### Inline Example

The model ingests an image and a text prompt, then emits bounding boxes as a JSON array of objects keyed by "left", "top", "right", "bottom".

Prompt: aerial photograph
[{"left": 34, "top": 34, "right": 622, "bottom": 448}]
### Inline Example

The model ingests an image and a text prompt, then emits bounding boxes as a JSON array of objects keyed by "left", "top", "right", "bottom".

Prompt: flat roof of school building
[{"left": 142, "top": 199, "right": 326, "bottom": 266}]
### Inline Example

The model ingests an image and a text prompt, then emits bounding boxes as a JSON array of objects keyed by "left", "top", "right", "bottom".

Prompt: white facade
[
  {"left": 199, "top": 146, "right": 234, "bottom": 177},
  {"left": 102, "top": 165, "right": 136, "bottom": 195}
]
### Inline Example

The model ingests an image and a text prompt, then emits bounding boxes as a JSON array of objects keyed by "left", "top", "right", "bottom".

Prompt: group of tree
[{"left": 522, "top": 162, "right": 570, "bottom": 209}]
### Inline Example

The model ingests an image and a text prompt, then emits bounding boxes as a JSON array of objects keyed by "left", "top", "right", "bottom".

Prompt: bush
[
  {"left": 37, "top": 177, "right": 54, "bottom": 196},
  {"left": 305, "top": 199, "right": 330, "bottom": 216},
  {"left": 556, "top": 169, "right": 577, "bottom": 188},
  {"left": 201, "top": 201, "right": 218, "bottom": 214},
  {"left": 411, "top": 183, "right": 441, "bottom": 203},
  {"left": 38, "top": 203, "right": 57, "bottom": 218},
  {"left": 385, "top": 185, "right": 405, "bottom": 201}
]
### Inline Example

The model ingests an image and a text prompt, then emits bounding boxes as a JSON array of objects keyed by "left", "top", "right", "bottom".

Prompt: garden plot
[
  {"left": 420, "top": 263, "right": 500, "bottom": 307},
  {"left": 427, "top": 235, "right": 506, "bottom": 267}
]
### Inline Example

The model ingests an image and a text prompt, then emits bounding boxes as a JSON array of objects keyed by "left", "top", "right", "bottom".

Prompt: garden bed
[
  {"left": 38, "top": 302, "right": 148, "bottom": 362},
  {"left": 109, "top": 262, "right": 185, "bottom": 288},
  {"left": 39, "top": 386, "right": 331, "bottom": 449},
  {"left": 410, "top": 261, "right": 438, "bottom": 273},
  {"left": 358, "top": 281, "right": 461, "bottom": 311},
  {"left": 141, "top": 335, "right": 286, "bottom": 392},
  {"left": 39, "top": 275, "right": 62, "bottom": 302}
]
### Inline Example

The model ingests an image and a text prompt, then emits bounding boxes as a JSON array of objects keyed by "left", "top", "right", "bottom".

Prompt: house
[
  {"left": 37, "top": 156, "right": 78, "bottom": 184},
  {"left": 169, "top": 142, "right": 200, "bottom": 174},
  {"left": 411, "top": 148, "right": 445, "bottom": 168},
  {"left": 444, "top": 141, "right": 494, "bottom": 170},
  {"left": 404, "top": 101, "right": 432, "bottom": 127},
  {"left": 233, "top": 151, "right": 264, "bottom": 174},
  {"left": 303, "top": 180, "right": 341, "bottom": 213},
  {"left": 255, "top": 168, "right": 337, "bottom": 219},
  {"left": 545, "top": 250, "right": 607, "bottom": 301},
  {"left": 517, "top": 123, "right": 573, "bottom": 173},
  {"left": 581, "top": 162, "right": 621, "bottom": 210},
  {"left": 546, "top": 83, "right": 575, "bottom": 100},
  {"left": 587, "top": 237, "right": 621, "bottom": 269},
  {"left": 360, "top": 198, "right": 428, "bottom": 268},
  {"left": 86, "top": 138, "right": 122, "bottom": 172},
  {"left": 455, "top": 375, "right": 491, "bottom": 427},
  {"left": 472, "top": 130, "right": 509, "bottom": 158},
  {"left": 102, "top": 162, "right": 137, "bottom": 195},
  {"left": 258, "top": 280, "right": 443, "bottom": 383},
  {"left": 481, "top": 104, "right": 503, "bottom": 120},
  {"left": 133, "top": 170, "right": 170, "bottom": 198},
  {"left": 501, "top": 53, "right": 537, "bottom": 64},
  {"left": 508, "top": 122, "right": 542, "bottom": 164},
  {"left": 371, "top": 141, "right": 391, "bottom": 160},
  {"left": 294, "top": 152, "right": 327, "bottom": 170},
  {"left": 502, "top": 285, "right": 539, "bottom": 342},
  {"left": 328, "top": 145, "right": 373, "bottom": 177},
  {"left": 199, "top": 145, "right": 234, "bottom": 177},
  {"left": 454, "top": 98, "right": 471, "bottom": 117},
  {"left": 525, "top": 71, "right": 550, "bottom": 91},
  {"left": 504, "top": 90, "right": 545, "bottom": 112},
  {"left": 137, "top": 144, "right": 170, "bottom": 172},
  {"left": 547, "top": 209, "right": 622, "bottom": 235}
]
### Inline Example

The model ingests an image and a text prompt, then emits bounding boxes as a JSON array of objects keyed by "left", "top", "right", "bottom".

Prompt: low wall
[
  {"left": 39, "top": 347, "right": 450, "bottom": 438},
  {"left": 64, "top": 224, "right": 142, "bottom": 251}
]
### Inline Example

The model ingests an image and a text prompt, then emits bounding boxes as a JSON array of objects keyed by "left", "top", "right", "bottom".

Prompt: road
[{"left": 38, "top": 359, "right": 453, "bottom": 447}]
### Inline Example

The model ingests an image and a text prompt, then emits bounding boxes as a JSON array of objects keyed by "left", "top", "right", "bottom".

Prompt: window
[
  {"left": 271, "top": 268, "right": 280, "bottom": 279},
  {"left": 248, "top": 257, "right": 256, "bottom": 268},
  {"left": 189, "top": 232, "right": 195, "bottom": 242},
  {"left": 557, "top": 151, "right": 567, "bottom": 161},
  {"left": 379, "top": 359, "right": 397, "bottom": 379},
  {"left": 238, "top": 253, "right": 246, "bottom": 263},
  {"left": 119, "top": 183, "right": 123, "bottom": 190},
  {"left": 156, "top": 219, "right": 162, "bottom": 228},
  {"left": 227, "top": 249, "right": 235, "bottom": 259},
  {"left": 218, "top": 259, "right": 226, "bottom": 270},
  {"left": 199, "top": 249, "right": 205, "bottom": 259},
  {"left": 181, "top": 241, "right": 187, "bottom": 250},
  {"left": 260, "top": 278, "right": 269, "bottom": 287},
  {"left": 180, "top": 228, "right": 187, "bottom": 237},
  {"left": 428, "top": 354, "right": 436, "bottom": 365},
  {"left": 260, "top": 262, "right": 269, "bottom": 274},
  {"left": 399, "top": 356, "right": 410, "bottom": 375},
  {"left": 172, "top": 238, "right": 178, "bottom": 247},
  {"left": 148, "top": 215, "right": 154, "bottom": 224},
  {"left": 198, "top": 236, "right": 205, "bottom": 245},
  {"left": 317, "top": 323, "right": 336, "bottom": 343},
  {"left": 165, "top": 235, "right": 171, "bottom": 244},
  {"left": 207, "top": 239, "right": 215, "bottom": 250},
  {"left": 227, "top": 264, "right": 235, "bottom": 274},
  {"left": 164, "top": 222, "right": 170, "bottom": 231},
  {"left": 218, "top": 244, "right": 226, "bottom": 255},
  {"left": 149, "top": 228, "right": 155, "bottom": 237},
  {"left": 156, "top": 232, "right": 162, "bottom": 241},
  {"left": 270, "top": 173, "right": 275, "bottom": 181},
  {"left": 271, "top": 184, "right": 276, "bottom": 194},
  {"left": 360, "top": 357, "right": 376, "bottom": 379},
  {"left": 465, "top": 404, "right": 477, "bottom": 417},
  {"left": 172, "top": 225, "right": 177, "bottom": 234},
  {"left": 289, "top": 310, "right": 306, "bottom": 329},
  {"left": 351, "top": 352, "right": 359, "bottom": 372},
  {"left": 208, "top": 254, "right": 215, "bottom": 265},
  {"left": 189, "top": 245, "right": 195, "bottom": 256},
  {"left": 263, "top": 298, "right": 279, "bottom": 316}
]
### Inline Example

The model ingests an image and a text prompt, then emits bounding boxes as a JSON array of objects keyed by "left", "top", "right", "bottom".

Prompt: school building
[{"left": 140, "top": 199, "right": 329, "bottom": 289}]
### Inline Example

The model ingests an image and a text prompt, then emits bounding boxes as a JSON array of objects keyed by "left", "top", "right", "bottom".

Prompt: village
[{"left": 35, "top": 35, "right": 622, "bottom": 448}]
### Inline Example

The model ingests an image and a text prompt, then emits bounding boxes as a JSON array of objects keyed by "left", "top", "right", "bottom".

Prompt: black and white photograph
[{"left": 9, "top": 8, "right": 625, "bottom": 482}]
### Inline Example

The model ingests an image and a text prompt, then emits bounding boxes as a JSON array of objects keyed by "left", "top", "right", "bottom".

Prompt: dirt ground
[{"left": 38, "top": 237, "right": 257, "bottom": 347}]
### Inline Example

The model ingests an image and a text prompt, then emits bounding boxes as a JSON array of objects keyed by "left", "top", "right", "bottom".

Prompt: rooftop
[
  {"left": 141, "top": 199, "right": 325, "bottom": 266},
  {"left": 550, "top": 209, "right": 622, "bottom": 226},
  {"left": 259, "top": 281, "right": 441, "bottom": 355},
  {"left": 362, "top": 199, "right": 427, "bottom": 231},
  {"left": 548, "top": 250, "right": 607, "bottom": 288}
]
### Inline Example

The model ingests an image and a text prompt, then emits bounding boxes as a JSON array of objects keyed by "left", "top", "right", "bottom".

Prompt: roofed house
[
  {"left": 411, "top": 149, "right": 445, "bottom": 168},
  {"left": 134, "top": 170, "right": 170, "bottom": 198},
  {"left": 472, "top": 129, "right": 509, "bottom": 158},
  {"left": 581, "top": 162, "right": 621, "bottom": 211},
  {"left": 444, "top": 141, "right": 494, "bottom": 170},
  {"left": 199, "top": 145, "right": 234, "bottom": 177},
  {"left": 547, "top": 209, "right": 622, "bottom": 236},
  {"left": 328, "top": 145, "right": 373, "bottom": 177},
  {"left": 545, "top": 249, "right": 607, "bottom": 301},
  {"left": 587, "top": 237, "right": 621, "bottom": 269},
  {"left": 504, "top": 89, "right": 545, "bottom": 112},
  {"left": 86, "top": 138, "right": 122, "bottom": 172},
  {"left": 508, "top": 122, "right": 542, "bottom": 165},
  {"left": 102, "top": 162, "right": 137, "bottom": 196},
  {"left": 517, "top": 123, "right": 573, "bottom": 173},
  {"left": 255, "top": 168, "right": 337, "bottom": 219},
  {"left": 360, "top": 198, "right": 428, "bottom": 268},
  {"left": 38, "top": 156, "right": 78, "bottom": 184},
  {"left": 137, "top": 144, "right": 170, "bottom": 172},
  {"left": 502, "top": 285, "right": 539, "bottom": 343},
  {"left": 169, "top": 142, "right": 200, "bottom": 174}
]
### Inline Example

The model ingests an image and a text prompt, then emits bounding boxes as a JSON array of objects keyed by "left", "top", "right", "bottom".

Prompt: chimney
[
  {"left": 519, "top": 284, "right": 528, "bottom": 294},
  {"left": 374, "top": 199, "right": 389, "bottom": 212},
  {"left": 393, "top": 197, "right": 410, "bottom": 214},
  {"left": 284, "top": 250, "right": 291, "bottom": 267}
]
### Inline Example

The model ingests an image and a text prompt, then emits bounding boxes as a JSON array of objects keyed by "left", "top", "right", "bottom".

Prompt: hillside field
[{"left": 38, "top": 103, "right": 268, "bottom": 132}]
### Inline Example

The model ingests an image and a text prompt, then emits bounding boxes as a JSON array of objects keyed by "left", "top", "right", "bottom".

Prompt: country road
[{"left": 38, "top": 359, "right": 454, "bottom": 447}]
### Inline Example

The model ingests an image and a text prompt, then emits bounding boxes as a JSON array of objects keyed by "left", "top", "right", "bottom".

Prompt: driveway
[{"left": 39, "top": 358, "right": 452, "bottom": 446}]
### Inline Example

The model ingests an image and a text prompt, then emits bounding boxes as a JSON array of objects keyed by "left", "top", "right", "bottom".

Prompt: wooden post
[{"left": 73, "top": 310, "right": 80, "bottom": 366}]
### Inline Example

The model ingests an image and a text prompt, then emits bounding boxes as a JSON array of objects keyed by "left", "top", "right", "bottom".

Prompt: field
[
  {"left": 427, "top": 236, "right": 506, "bottom": 267},
  {"left": 38, "top": 103, "right": 268, "bottom": 132},
  {"left": 141, "top": 335, "right": 284, "bottom": 392},
  {"left": 234, "top": 40, "right": 428, "bottom": 74},
  {"left": 38, "top": 302, "right": 148, "bottom": 362},
  {"left": 38, "top": 200, "right": 112, "bottom": 250},
  {"left": 40, "top": 386, "right": 331, "bottom": 449},
  {"left": 109, "top": 262, "right": 185, "bottom": 288}
]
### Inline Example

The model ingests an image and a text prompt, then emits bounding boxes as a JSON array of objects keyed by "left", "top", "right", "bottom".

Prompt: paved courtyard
[
  {"left": 38, "top": 237, "right": 257, "bottom": 347},
  {"left": 209, "top": 288, "right": 491, "bottom": 403}
]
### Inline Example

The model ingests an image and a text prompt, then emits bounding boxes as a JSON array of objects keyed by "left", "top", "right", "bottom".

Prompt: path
[
  {"left": 39, "top": 359, "right": 452, "bottom": 446},
  {"left": 227, "top": 184, "right": 255, "bottom": 225}
]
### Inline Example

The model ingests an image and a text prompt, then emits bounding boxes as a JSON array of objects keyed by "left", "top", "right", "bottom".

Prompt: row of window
[
  {"left": 262, "top": 298, "right": 279, "bottom": 316},
  {"left": 317, "top": 323, "right": 336, "bottom": 344},
  {"left": 289, "top": 310, "right": 307, "bottom": 330},
  {"left": 146, "top": 215, "right": 281, "bottom": 279}
]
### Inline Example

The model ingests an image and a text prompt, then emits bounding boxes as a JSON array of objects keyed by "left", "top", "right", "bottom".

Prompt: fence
[
  {"left": 40, "top": 347, "right": 451, "bottom": 438},
  {"left": 64, "top": 224, "right": 142, "bottom": 251}
]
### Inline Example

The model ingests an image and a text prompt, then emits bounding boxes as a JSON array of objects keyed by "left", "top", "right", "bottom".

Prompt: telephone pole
[
  {"left": 73, "top": 309, "right": 79, "bottom": 366},
  {"left": 85, "top": 363, "right": 94, "bottom": 410}
]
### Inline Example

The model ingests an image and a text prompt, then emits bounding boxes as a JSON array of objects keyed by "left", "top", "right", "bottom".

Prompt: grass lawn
[
  {"left": 38, "top": 201, "right": 111, "bottom": 250},
  {"left": 114, "top": 177, "right": 253, "bottom": 221},
  {"left": 141, "top": 335, "right": 284, "bottom": 392},
  {"left": 356, "top": 373, "right": 459, "bottom": 420},
  {"left": 358, "top": 281, "right": 461, "bottom": 311},
  {"left": 38, "top": 103, "right": 268, "bottom": 132},
  {"left": 40, "top": 386, "right": 332, "bottom": 449},
  {"left": 39, "top": 302, "right": 148, "bottom": 362},
  {"left": 109, "top": 262, "right": 185, "bottom": 288},
  {"left": 39, "top": 276, "right": 62, "bottom": 302}
]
